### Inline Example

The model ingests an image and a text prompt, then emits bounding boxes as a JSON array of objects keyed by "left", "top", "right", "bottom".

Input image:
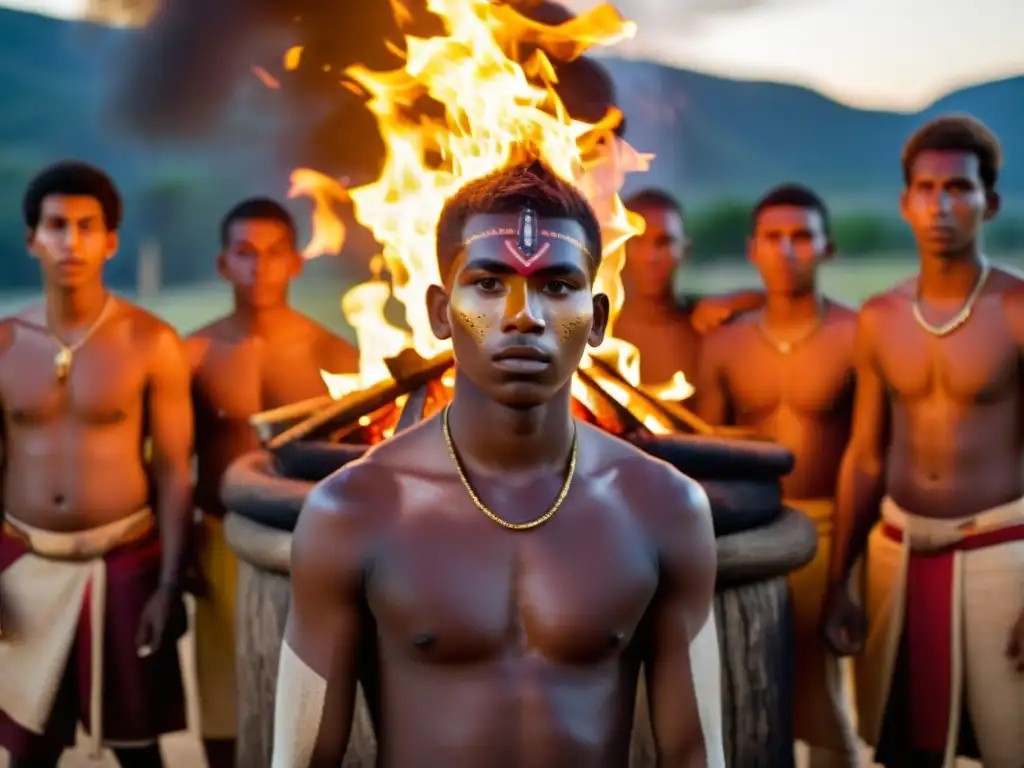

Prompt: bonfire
[{"left": 251, "top": 0, "right": 716, "bottom": 448}]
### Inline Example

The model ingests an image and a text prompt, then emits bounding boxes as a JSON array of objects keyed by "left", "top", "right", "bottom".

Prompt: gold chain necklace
[
  {"left": 442, "top": 404, "right": 577, "bottom": 531},
  {"left": 756, "top": 305, "right": 824, "bottom": 355},
  {"left": 47, "top": 294, "right": 114, "bottom": 383},
  {"left": 912, "top": 257, "right": 990, "bottom": 338}
]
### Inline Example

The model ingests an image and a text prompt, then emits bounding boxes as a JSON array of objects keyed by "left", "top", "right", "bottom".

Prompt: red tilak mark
[{"left": 503, "top": 239, "right": 550, "bottom": 274}]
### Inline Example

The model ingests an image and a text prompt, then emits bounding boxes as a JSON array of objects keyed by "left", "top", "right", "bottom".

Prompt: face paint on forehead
[{"left": 461, "top": 208, "right": 593, "bottom": 277}]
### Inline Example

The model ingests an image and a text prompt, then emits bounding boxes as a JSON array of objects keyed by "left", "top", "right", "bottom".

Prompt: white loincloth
[
  {"left": 857, "top": 496, "right": 1024, "bottom": 768},
  {"left": 0, "top": 509, "right": 153, "bottom": 758}
]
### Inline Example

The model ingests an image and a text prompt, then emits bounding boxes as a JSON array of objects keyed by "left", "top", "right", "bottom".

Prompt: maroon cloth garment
[
  {"left": 881, "top": 521, "right": 1024, "bottom": 754},
  {"left": 0, "top": 526, "right": 187, "bottom": 759}
]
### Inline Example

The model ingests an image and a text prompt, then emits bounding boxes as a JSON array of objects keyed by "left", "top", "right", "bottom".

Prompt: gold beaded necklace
[
  {"left": 442, "top": 404, "right": 577, "bottom": 531},
  {"left": 912, "top": 257, "right": 990, "bottom": 338},
  {"left": 755, "top": 303, "right": 824, "bottom": 355}
]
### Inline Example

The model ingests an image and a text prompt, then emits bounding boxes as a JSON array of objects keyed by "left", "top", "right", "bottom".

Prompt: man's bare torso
[
  {"left": 700, "top": 302, "right": 856, "bottom": 499},
  {"left": 866, "top": 267, "right": 1024, "bottom": 517},
  {"left": 186, "top": 311, "right": 357, "bottom": 516},
  {"left": 0, "top": 298, "right": 169, "bottom": 531},
  {"left": 314, "top": 418, "right": 699, "bottom": 768},
  {"left": 615, "top": 309, "right": 700, "bottom": 387}
]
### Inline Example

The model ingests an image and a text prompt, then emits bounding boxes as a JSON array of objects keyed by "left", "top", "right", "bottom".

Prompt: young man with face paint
[
  {"left": 822, "top": 115, "right": 1024, "bottom": 767},
  {"left": 184, "top": 197, "right": 357, "bottom": 768},
  {"left": 614, "top": 189, "right": 764, "bottom": 389},
  {"left": 696, "top": 184, "right": 859, "bottom": 768},
  {"left": 0, "top": 161, "right": 192, "bottom": 768},
  {"left": 272, "top": 159, "right": 724, "bottom": 768}
]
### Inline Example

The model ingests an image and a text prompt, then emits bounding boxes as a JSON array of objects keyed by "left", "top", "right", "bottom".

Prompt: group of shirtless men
[{"left": 0, "top": 111, "right": 1020, "bottom": 768}]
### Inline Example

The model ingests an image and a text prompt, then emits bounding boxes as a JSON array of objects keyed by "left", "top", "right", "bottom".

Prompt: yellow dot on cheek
[
  {"left": 456, "top": 309, "right": 490, "bottom": 343},
  {"left": 557, "top": 315, "right": 589, "bottom": 342}
]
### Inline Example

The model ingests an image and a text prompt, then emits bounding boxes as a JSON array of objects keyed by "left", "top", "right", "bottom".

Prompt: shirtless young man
[
  {"left": 613, "top": 188, "right": 763, "bottom": 389},
  {"left": 0, "top": 161, "right": 192, "bottom": 767},
  {"left": 822, "top": 116, "right": 1024, "bottom": 768},
  {"left": 696, "top": 184, "right": 859, "bottom": 767},
  {"left": 184, "top": 197, "right": 357, "bottom": 767},
  {"left": 272, "top": 159, "right": 723, "bottom": 768}
]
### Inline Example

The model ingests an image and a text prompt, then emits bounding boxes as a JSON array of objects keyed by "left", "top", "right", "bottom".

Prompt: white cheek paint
[
  {"left": 689, "top": 608, "right": 726, "bottom": 768},
  {"left": 272, "top": 640, "right": 329, "bottom": 768}
]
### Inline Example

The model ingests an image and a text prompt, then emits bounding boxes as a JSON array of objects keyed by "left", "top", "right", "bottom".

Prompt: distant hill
[
  {"left": 604, "top": 60, "right": 1024, "bottom": 208},
  {"left": 0, "top": 7, "right": 1021, "bottom": 285}
]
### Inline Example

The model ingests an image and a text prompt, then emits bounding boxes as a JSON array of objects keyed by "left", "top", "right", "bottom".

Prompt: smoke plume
[{"left": 108, "top": 0, "right": 620, "bottom": 181}]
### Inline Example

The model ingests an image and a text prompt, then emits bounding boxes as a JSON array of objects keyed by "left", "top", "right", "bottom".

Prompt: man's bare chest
[
  {"left": 723, "top": 333, "right": 854, "bottom": 416},
  {"left": 0, "top": 336, "right": 146, "bottom": 427},
  {"left": 875, "top": 307, "right": 1019, "bottom": 404},
  {"left": 196, "top": 341, "right": 329, "bottom": 420},
  {"left": 366, "top": 501, "right": 658, "bottom": 666}
]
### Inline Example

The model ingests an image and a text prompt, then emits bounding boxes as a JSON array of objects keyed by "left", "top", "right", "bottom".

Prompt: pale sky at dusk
[{"left": 5, "top": 0, "right": 1024, "bottom": 111}]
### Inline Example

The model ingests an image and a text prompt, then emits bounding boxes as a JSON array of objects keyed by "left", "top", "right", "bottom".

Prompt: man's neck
[
  {"left": 446, "top": 373, "right": 576, "bottom": 475},
  {"left": 230, "top": 300, "right": 292, "bottom": 337},
  {"left": 763, "top": 290, "right": 822, "bottom": 327},
  {"left": 918, "top": 246, "right": 986, "bottom": 301},
  {"left": 619, "top": 292, "right": 678, "bottom": 324},
  {"left": 45, "top": 282, "right": 108, "bottom": 330}
]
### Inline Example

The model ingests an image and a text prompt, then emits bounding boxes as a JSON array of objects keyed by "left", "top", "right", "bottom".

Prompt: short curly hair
[
  {"left": 23, "top": 160, "right": 122, "bottom": 231},
  {"left": 902, "top": 115, "right": 1002, "bottom": 192}
]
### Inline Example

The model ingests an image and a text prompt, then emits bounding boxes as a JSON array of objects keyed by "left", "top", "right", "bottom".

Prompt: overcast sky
[{"left": 5, "top": 0, "right": 1024, "bottom": 111}]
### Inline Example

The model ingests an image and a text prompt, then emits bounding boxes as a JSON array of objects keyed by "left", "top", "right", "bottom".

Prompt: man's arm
[
  {"left": 147, "top": 324, "right": 195, "bottom": 590},
  {"left": 316, "top": 327, "right": 359, "bottom": 375},
  {"left": 644, "top": 472, "right": 722, "bottom": 768},
  {"left": 273, "top": 471, "right": 376, "bottom": 768},
  {"left": 693, "top": 331, "right": 730, "bottom": 426},
  {"left": 828, "top": 300, "right": 890, "bottom": 587},
  {"left": 690, "top": 289, "right": 765, "bottom": 333}
]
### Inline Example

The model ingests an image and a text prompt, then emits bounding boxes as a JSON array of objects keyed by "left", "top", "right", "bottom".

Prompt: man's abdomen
[
  {"left": 887, "top": 406, "right": 1024, "bottom": 518},
  {"left": 377, "top": 657, "right": 639, "bottom": 768},
  {"left": 4, "top": 425, "right": 151, "bottom": 531}
]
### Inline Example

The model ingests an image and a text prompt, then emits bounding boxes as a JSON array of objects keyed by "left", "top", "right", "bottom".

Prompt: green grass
[{"left": 0, "top": 254, "right": 1013, "bottom": 336}]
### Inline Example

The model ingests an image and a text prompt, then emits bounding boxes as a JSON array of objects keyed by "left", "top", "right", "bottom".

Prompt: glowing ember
[{"left": 289, "top": 0, "right": 693, "bottom": 427}]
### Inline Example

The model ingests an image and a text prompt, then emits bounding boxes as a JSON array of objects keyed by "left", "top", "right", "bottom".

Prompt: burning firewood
[{"left": 265, "top": 349, "right": 454, "bottom": 449}]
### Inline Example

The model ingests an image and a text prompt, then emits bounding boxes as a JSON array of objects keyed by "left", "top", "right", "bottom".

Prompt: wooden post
[{"left": 136, "top": 238, "right": 162, "bottom": 301}]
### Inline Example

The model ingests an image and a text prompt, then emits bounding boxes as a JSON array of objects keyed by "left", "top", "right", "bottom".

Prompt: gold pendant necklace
[
  {"left": 756, "top": 306, "right": 824, "bottom": 355},
  {"left": 48, "top": 295, "right": 114, "bottom": 383},
  {"left": 912, "top": 258, "right": 990, "bottom": 338},
  {"left": 442, "top": 404, "right": 577, "bottom": 531}
]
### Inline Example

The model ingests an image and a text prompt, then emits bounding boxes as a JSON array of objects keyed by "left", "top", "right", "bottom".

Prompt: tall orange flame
[{"left": 291, "top": 0, "right": 693, "bottom": 427}]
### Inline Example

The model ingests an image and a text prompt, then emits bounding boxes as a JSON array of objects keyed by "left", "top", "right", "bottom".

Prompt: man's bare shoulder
[
  {"left": 823, "top": 296, "right": 858, "bottom": 323},
  {"left": 0, "top": 316, "right": 20, "bottom": 359},
  {"left": 296, "top": 438, "right": 421, "bottom": 564},
  {"left": 182, "top": 316, "right": 235, "bottom": 371},
  {"left": 579, "top": 424, "right": 712, "bottom": 535},
  {"left": 185, "top": 315, "right": 234, "bottom": 341},
  {"left": 308, "top": 320, "right": 359, "bottom": 372},
  {"left": 701, "top": 308, "right": 758, "bottom": 352},
  {"left": 116, "top": 297, "right": 180, "bottom": 342},
  {"left": 990, "top": 265, "right": 1024, "bottom": 341},
  {"left": 990, "top": 264, "right": 1024, "bottom": 300},
  {"left": 858, "top": 283, "right": 909, "bottom": 328}
]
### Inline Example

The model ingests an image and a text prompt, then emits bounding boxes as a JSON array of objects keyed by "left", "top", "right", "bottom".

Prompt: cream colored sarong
[
  {"left": 786, "top": 499, "right": 858, "bottom": 765},
  {"left": 857, "top": 496, "right": 1024, "bottom": 768},
  {"left": 0, "top": 509, "right": 153, "bottom": 757},
  {"left": 193, "top": 513, "right": 239, "bottom": 739}
]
